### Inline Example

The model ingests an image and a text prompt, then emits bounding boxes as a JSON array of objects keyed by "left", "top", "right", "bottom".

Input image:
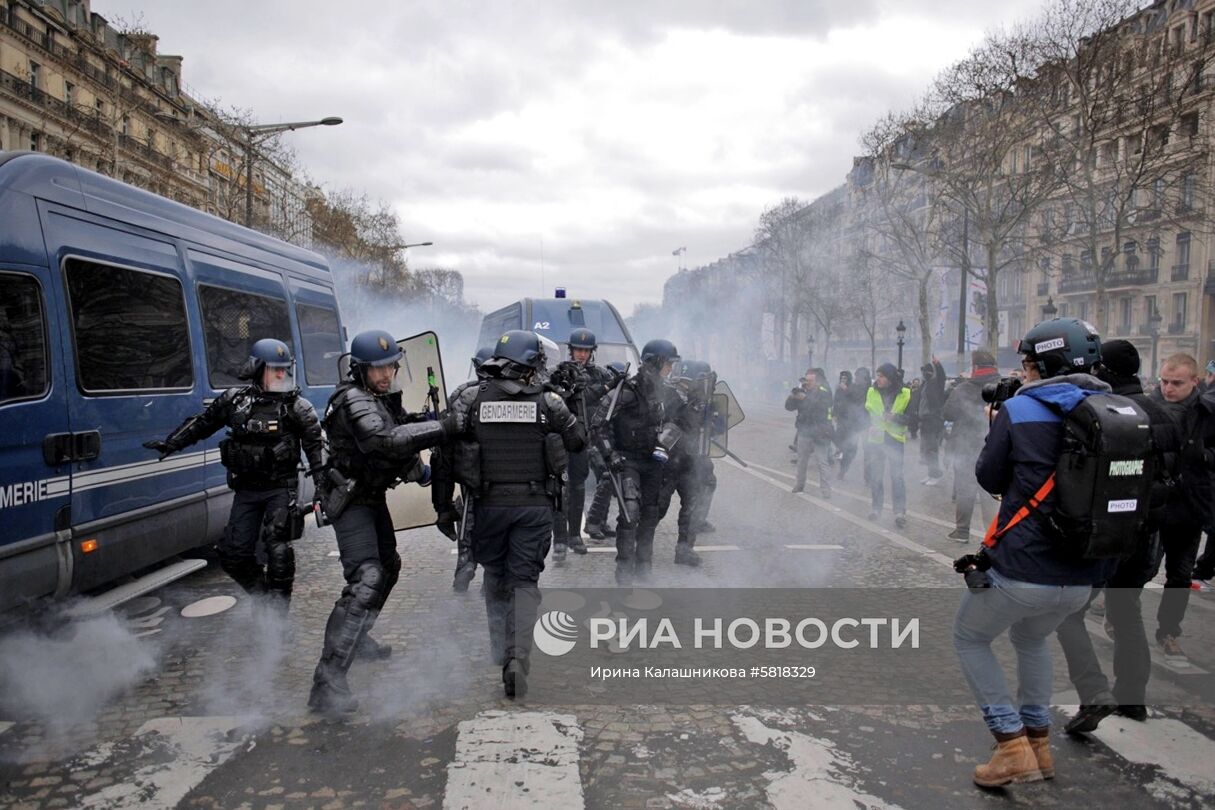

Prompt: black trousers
[
  {"left": 1152, "top": 513, "right": 1203, "bottom": 640},
  {"left": 1057, "top": 533, "right": 1157, "bottom": 705},
  {"left": 615, "top": 457, "right": 667, "bottom": 577},
  {"left": 473, "top": 503, "right": 553, "bottom": 666},
  {"left": 555, "top": 450, "right": 591, "bottom": 543},
  {"left": 218, "top": 487, "right": 292, "bottom": 596}
]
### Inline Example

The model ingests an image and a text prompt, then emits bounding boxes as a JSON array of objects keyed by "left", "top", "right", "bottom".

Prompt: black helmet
[
  {"left": 471, "top": 345, "right": 495, "bottom": 370},
  {"left": 237, "top": 338, "right": 294, "bottom": 386},
  {"left": 641, "top": 339, "right": 680, "bottom": 369},
  {"left": 1018, "top": 318, "right": 1101, "bottom": 378},
  {"left": 493, "top": 330, "right": 547, "bottom": 372},
  {"left": 349, "top": 329, "right": 403, "bottom": 382},
  {"left": 672, "top": 359, "right": 712, "bottom": 381},
  {"left": 568, "top": 328, "right": 597, "bottom": 351}
]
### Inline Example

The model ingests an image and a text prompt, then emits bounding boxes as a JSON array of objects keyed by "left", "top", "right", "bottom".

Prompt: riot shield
[{"left": 708, "top": 380, "right": 744, "bottom": 459}]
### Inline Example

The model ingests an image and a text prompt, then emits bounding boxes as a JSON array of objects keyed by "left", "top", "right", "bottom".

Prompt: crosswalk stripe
[
  {"left": 444, "top": 710, "right": 584, "bottom": 810},
  {"left": 1056, "top": 707, "right": 1215, "bottom": 803},
  {"left": 732, "top": 711, "right": 905, "bottom": 809},
  {"left": 75, "top": 716, "right": 252, "bottom": 810}
]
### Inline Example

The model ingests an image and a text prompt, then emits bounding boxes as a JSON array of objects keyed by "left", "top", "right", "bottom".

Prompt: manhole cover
[{"left": 180, "top": 595, "right": 238, "bottom": 618}]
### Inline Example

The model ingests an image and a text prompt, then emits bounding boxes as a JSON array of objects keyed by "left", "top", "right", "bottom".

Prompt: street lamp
[
  {"left": 807, "top": 334, "right": 816, "bottom": 370},
  {"left": 1147, "top": 308, "right": 1164, "bottom": 378},
  {"left": 895, "top": 319, "right": 907, "bottom": 378},
  {"left": 1041, "top": 296, "right": 1058, "bottom": 320},
  {"left": 242, "top": 116, "right": 343, "bottom": 227}
]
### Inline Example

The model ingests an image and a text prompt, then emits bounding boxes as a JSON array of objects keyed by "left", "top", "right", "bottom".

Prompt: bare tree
[{"left": 754, "top": 197, "right": 815, "bottom": 367}]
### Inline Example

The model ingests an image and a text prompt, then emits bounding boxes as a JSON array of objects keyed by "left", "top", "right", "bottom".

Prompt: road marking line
[
  {"left": 747, "top": 459, "right": 982, "bottom": 538},
  {"left": 732, "top": 711, "right": 905, "bottom": 810},
  {"left": 785, "top": 544, "right": 845, "bottom": 551},
  {"left": 1055, "top": 707, "right": 1215, "bottom": 804},
  {"left": 724, "top": 459, "right": 957, "bottom": 568},
  {"left": 444, "top": 709, "right": 584, "bottom": 810},
  {"left": 77, "top": 716, "right": 253, "bottom": 810}
]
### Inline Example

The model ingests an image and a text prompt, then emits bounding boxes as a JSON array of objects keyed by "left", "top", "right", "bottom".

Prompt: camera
[
  {"left": 980, "top": 376, "right": 1022, "bottom": 410},
  {"left": 953, "top": 549, "right": 992, "bottom": 591}
]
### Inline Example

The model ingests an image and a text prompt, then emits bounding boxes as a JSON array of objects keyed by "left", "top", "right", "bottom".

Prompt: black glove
[
  {"left": 440, "top": 409, "right": 464, "bottom": 437},
  {"left": 608, "top": 452, "right": 626, "bottom": 472},
  {"left": 435, "top": 507, "right": 459, "bottom": 541},
  {"left": 953, "top": 551, "right": 992, "bottom": 591},
  {"left": 142, "top": 439, "right": 175, "bottom": 460}
]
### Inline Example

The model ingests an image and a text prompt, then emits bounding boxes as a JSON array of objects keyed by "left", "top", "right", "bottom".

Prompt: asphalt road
[{"left": 1, "top": 399, "right": 1213, "bottom": 809}]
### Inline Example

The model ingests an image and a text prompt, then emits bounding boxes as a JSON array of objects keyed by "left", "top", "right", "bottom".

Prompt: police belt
[{"left": 480, "top": 481, "right": 553, "bottom": 506}]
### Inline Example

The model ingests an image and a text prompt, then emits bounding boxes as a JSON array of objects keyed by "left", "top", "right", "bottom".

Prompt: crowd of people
[{"left": 785, "top": 319, "right": 1215, "bottom": 788}]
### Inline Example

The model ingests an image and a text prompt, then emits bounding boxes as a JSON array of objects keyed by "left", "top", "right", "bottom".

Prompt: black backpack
[{"left": 1051, "top": 393, "right": 1154, "bottom": 559}]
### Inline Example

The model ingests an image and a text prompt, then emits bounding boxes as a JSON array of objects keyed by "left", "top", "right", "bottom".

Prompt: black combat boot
[
  {"left": 503, "top": 658, "right": 528, "bottom": 699},
  {"left": 567, "top": 534, "right": 588, "bottom": 555},
  {"left": 674, "top": 542, "right": 702, "bottom": 567},
  {"left": 355, "top": 633, "right": 393, "bottom": 660}
]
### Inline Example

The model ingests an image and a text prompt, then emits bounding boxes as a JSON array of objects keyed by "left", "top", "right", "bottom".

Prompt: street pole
[
  {"left": 244, "top": 130, "right": 254, "bottom": 227},
  {"left": 956, "top": 208, "right": 969, "bottom": 372},
  {"left": 896, "top": 320, "right": 906, "bottom": 381},
  {"left": 239, "top": 116, "right": 343, "bottom": 228}
]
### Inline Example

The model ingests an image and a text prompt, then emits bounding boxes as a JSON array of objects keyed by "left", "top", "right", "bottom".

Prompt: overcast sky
[{"left": 113, "top": 0, "right": 1046, "bottom": 315}]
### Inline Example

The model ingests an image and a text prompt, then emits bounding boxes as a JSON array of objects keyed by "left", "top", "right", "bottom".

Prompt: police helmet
[
  {"left": 348, "top": 330, "right": 403, "bottom": 383},
  {"left": 493, "top": 330, "right": 547, "bottom": 373},
  {"left": 568, "top": 328, "right": 597, "bottom": 352},
  {"left": 641, "top": 339, "right": 680, "bottom": 370},
  {"left": 471, "top": 345, "right": 495, "bottom": 370},
  {"left": 606, "top": 361, "right": 628, "bottom": 376},
  {"left": 237, "top": 338, "right": 294, "bottom": 384},
  {"left": 673, "top": 359, "right": 712, "bottom": 381},
  {"left": 1017, "top": 318, "right": 1101, "bottom": 379}
]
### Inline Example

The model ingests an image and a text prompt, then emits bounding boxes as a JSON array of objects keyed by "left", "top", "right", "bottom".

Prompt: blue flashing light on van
[
  {"left": 476, "top": 295, "right": 639, "bottom": 370},
  {"left": 0, "top": 152, "right": 346, "bottom": 614}
]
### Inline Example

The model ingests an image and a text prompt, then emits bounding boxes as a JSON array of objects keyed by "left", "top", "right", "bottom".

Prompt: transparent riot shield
[
  {"left": 383, "top": 331, "right": 448, "bottom": 532},
  {"left": 708, "top": 380, "right": 745, "bottom": 459}
]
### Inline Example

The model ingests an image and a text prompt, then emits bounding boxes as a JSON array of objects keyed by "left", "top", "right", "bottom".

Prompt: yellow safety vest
[{"left": 865, "top": 385, "right": 911, "bottom": 444}]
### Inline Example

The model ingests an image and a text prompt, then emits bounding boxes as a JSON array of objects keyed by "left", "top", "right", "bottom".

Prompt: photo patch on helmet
[
  {"left": 479, "top": 401, "right": 538, "bottom": 423},
  {"left": 1034, "top": 337, "right": 1065, "bottom": 353}
]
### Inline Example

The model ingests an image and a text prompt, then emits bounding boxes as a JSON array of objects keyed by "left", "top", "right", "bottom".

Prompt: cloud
[{"left": 116, "top": 0, "right": 1047, "bottom": 314}]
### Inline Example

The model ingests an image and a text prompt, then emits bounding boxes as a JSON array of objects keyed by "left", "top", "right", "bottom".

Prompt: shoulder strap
[{"left": 982, "top": 473, "right": 1056, "bottom": 548}]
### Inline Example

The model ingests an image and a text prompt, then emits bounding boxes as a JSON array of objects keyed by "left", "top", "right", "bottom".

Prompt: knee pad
[
  {"left": 349, "top": 562, "right": 386, "bottom": 611},
  {"left": 265, "top": 540, "right": 295, "bottom": 592}
]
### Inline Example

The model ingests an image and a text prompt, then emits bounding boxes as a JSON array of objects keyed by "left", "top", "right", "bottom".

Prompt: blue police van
[
  {"left": 0, "top": 152, "right": 345, "bottom": 614},
  {"left": 476, "top": 293, "right": 640, "bottom": 369}
]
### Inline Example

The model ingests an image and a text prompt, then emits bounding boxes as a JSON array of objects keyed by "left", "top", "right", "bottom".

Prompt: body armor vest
[
  {"left": 613, "top": 378, "right": 663, "bottom": 457},
  {"left": 219, "top": 390, "right": 300, "bottom": 487},
  {"left": 472, "top": 380, "right": 548, "bottom": 487},
  {"left": 325, "top": 383, "right": 412, "bottom": 492}
]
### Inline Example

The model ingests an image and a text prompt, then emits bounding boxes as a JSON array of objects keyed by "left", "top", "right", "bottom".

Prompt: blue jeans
[
  {"left": 953, "top": 568, "right": 1091, "bottom": 734},
  {"left": 866, "top": 437, "right": 906, "bottom": 515}
]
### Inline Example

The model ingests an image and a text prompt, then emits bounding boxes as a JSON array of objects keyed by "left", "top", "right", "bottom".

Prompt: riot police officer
[
  {"left": 442, "top": 330, "right": 585, "bottom": 698},
  {"left": 664, "top": 360, "right": 721, "bottom": 566},
  {"left": 308, "top": 330, "right": 458, "bottom": 715},
  {"left": 584, "top": 361, "right": 629, "bottom": 540},
  {"left": 433, "top": 345, "right": 496, "bottom": 592},
  {"left": 144, "top": 338, "right": 323, "bottom": 604},
  {"left": 547, "top": 328, "right": 616, "bottom": 562},
  {"left": 592, "top": 339, "right": 680, "bottom": 584}
]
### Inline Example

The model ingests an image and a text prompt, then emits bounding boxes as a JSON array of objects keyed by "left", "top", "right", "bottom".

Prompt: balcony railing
[
  {"left": 0, "top": 68, "right": 110, "bottom": 137},
  {"left": 1058, "top": 273, "right": 1096, "bottom": 293},
  {"left": 117, "top": 134, "right": 174, "bottom": 172},
  {"left": 1171, "top": 264, "right": 1190, "bottom": 282}
]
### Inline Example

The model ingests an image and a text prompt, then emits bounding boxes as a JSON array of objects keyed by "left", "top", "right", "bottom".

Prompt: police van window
[
  {"left": 295, "top": 302, "right": 341, "bottom": 385},
  {"left": 477, "top": 303, "right": 522, "bottom": 348},
  {"left": 0, "top": 273, "right": 48, "bottom": 406},
  {"left": 198, "top": 284, "right": 293, "bottom": 389},
  {"left": 65, "top": 258, "right": 193, "bottom": 393}
]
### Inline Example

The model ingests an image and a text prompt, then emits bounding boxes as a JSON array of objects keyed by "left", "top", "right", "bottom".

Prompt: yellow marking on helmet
[{"left": 378, "top": 336, "right": 390, "bottom": 351}]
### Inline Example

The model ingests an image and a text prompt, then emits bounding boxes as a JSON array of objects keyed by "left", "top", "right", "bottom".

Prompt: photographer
[
  {"left": 952, "top": 318, "right": 1109, "bottom": 788},
  {"left": 785, "top": 371, "right": 834, "bottom": 498},
  {"left": 917, "top": 359, "right": 947, "bottom": 485},
  {"left": 941, "top": 351, "right": 1000, "bottom": 542}
]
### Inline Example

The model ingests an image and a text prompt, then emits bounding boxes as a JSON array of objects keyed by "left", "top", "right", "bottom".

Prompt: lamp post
[
  {"left": 895, "top": 319, "right": 907, "bottom": 379},
  {"left": 1041, "top": 296, "right": 1058, "bottom": 320},
  {"left": 807, "top": 334, "right": 816, "bottom": 370},
  {"left": 1147, "top": 308, "right": 1163, "bottom": 378},
  {"left": 242, "top": 116, "right": 343, "bottom": 227},
  {"left": 374, "top": 241, "right": 433, "bottom": 286}
]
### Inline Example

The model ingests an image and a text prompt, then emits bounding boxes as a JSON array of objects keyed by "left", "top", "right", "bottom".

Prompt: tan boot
[
  {"left": 973, "top": 730, "right": 1044, "bottom": 787},
  {"left": 1025, "top": 726, "right": 1054, "bottom": 779}
]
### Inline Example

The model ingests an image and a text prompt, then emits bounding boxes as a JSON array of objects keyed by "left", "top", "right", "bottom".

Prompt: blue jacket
[{"left": 976, "top": 373, "right": 1112, "bottom": 586}]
